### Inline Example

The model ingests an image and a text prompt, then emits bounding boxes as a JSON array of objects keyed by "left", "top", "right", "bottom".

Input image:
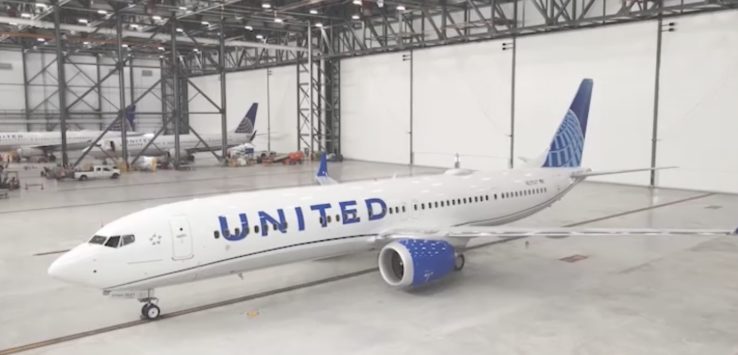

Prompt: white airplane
[
  {"left": 86, "top": 103, "right": 258, "bottom": 161},
  {"left": 48, "top": 79, "right": 737, "bottom": 320},
  {"left": 0, "top": 124, "right": 136, "bottom": 161}
]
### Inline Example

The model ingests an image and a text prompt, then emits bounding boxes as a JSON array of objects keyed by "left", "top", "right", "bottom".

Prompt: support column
[
  {"left": 509, "top": 0, "right": 518, "bottom": 169},
  {"left": 21, "top": 46, "right": 31, "bottom": 132},
  {"left": 650, "top": 15, "right": 664, "bottom": 187},
  {"left": 53, "top": 0, "right": 69, "bottom": 166},
  {"left": 115, "top": 13, "right": 129, "bottom": 166},
  {"left": 219, "top": 18, "right": 228, "bottom": 162},
  {"left": 96, "top": 54, "right": 103, "bottom": 130},
  {"left": 128, "top": 54, "right": 135, "bottom": 132},
  {"left": 171, "top": 17, "right": 181, "bottom": 167}
]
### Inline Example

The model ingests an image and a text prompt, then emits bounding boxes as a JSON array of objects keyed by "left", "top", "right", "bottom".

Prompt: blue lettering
[
  {"left": 365, "top": 198, "right": 387, "bottom": 221},
  {"left": 295, "top": 206, "right": 305, "bottom": 231},
  {"left": 340, "top": 200, "right": 360, "bottom": 224},
  {"left": 218, "top": 213, "right": 249, "bottom": 241},
  {"left": 259, "top": 209, "right": 287, "bottom": 236},
  {"left": 310, "top": 203, "right": 332, "bottom": 226}
]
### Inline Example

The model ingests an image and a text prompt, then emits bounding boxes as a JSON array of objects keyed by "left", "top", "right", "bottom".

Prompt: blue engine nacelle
[{"left": 378, "top": 239, "right": 457, "bottom": 288}]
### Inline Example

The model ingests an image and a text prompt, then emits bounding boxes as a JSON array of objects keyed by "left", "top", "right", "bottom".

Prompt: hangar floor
[{"left": 1, "top": 159, "right": 737, "bottom": 355}]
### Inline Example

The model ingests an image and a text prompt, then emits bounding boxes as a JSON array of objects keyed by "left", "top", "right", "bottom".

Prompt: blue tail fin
[
  {"left": 541, "top": 79, "right": 593, "bottom": 168},
  {"left": 235, "top": 103, "right": 258, "bottom": 134}
]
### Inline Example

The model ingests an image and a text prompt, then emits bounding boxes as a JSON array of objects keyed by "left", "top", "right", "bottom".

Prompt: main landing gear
[
  {"left": 138, "top": 292, "right": 161, "bottom": 320},
  {"left": 454, "top": 253, "right": 466, "bottom": 271}
]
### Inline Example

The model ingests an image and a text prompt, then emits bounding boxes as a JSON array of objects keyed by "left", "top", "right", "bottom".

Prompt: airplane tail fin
[
  {"left": 541, "top": 79, "right": 593, "bottom": 168},
  {"left": 235, "top": 103, "right": 258, "bottom": 134}
]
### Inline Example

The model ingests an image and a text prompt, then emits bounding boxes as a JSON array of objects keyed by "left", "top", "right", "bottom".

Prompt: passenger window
[
  {"left": 283, "top": 222, "right": 288, "bottom": 230},
  {"left": 254, "top": 225, "right": 260, "bottom": 234},
  {"left": 213, "top": 231, "right": 220, "bottom": 239},
  {"left": 234, "top": 228, "right": 240, "bottom": 236},
  {"left": 105, "top": 235, "right": 121, "bottom": 248},
  {"left": 463, "top": 198, "right": 467, "bottom": 204},
  {"left": 414, "top": 204, "right": 418, "bottom": 211},
  {"left": 89, "top": 235, "right": 106, "bottom": 245},
  {"left": 336, "top": 214, "right": 341, "bottom": 222},
  {"left": 273, "top": 224, "right": 279, "bottom": 231},
  {"left": 402, "top": 206, "right": 406, "bottom": 213},
  {"left": 421, "top": 203, "right": 425, "bottom": 210},
  {"left": 389, "top": 208, "right": 394, "bottom": 215},
  {"left": 327, "top": 215, "right": 332, "bottom": 223},
  {"left": 122, "top": 234, "right": 135, "bottom": 246},
  {"left": 435, "top": 202, "right": 439, "bottom": 208}
]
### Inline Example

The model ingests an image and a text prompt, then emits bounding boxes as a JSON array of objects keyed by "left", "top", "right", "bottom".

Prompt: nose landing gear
[
  {"left": 137, "top": 290, "right": 161, "bottom": 320},
  {"left": 141, "top": 302, "right": 161, "bottom": 320}
]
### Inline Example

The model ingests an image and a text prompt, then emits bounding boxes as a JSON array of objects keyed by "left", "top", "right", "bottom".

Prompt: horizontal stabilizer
[{"left": 571, "top": 166, "right": 676, "bottom": 179}]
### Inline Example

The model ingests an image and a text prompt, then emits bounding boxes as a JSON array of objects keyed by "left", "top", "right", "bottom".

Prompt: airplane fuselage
[
  {"left": 91, "top": 133, "right": 252, "bottom": 159},
  {"left": 51, "top": 168, "right": 581, "bottom": 292},
  {"left": 0, "top": 131, "right": 124, "bottom": 155}
]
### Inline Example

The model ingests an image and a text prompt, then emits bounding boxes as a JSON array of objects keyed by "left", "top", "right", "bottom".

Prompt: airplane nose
[{"left": 47, "top": 245, "right": 98, "bottom": 287}]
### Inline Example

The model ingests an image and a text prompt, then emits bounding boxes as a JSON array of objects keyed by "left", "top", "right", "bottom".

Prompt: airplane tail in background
[
  {"left": 541, "top": 79, "right": 593, "bottom": 168},
  {"left": 235, "top": 103, "right": 258, "bottom": 134}
]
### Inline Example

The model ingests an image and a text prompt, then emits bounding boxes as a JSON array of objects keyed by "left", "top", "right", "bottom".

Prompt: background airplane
[
  {"left": 86, "top": 103, "right": 258, "bottom": 162},
  {"left": 0, "top": 114, "right": 137, "bottom": 161},
  {"left": 47, "top": 80, "right": 737, "bottom": 320}
]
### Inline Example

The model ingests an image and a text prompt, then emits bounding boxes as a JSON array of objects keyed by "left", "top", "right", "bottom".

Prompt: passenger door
[{"left": 169, "top": 216, "right": 194, "bottom": 260}]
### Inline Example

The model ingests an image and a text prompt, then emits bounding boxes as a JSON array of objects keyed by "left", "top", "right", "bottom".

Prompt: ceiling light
[
  {"left": 36, "top": 37, "right": 45, "bottom": 42},
  {"left": 193, "top": 48, "right": 199, "bottom": 52},
  {"left": 176, "top": 27, "right": 184, "bottom": 32},
  {"left": 21, "top": 13, "right": 32, "bottom": 18},
  {"left": 158, "top": 46, "right": 165, "bottom": 51},
  {"left": 315, "top": 22, "right": 323, "bottom": 28},
  {"left": 201, "top": 21, "right": 210, "bottom": 25},
  {"left": 78, "top": 18, "right": 89, "bottom": 24},
  {"left": 35, "top": 3, "right": 47, "bottom": 8},
  {"left": 255, "top": 34, "right": 264, "bottom": 40},
  {"left": 274, "top": 18, "right": 283, "bottom": 23},
  {"left": 261, "top": 2, "right": 271, "bottom": 8},
  {"left": 152, "top": 15, "right": 162, "bottom": 21},
  {"left": 396, "top": 4, "right": 406, "bottom": 10},
  {"left": 97, "top": 9, "right": 108, "bottom": 15},
  {"left": 83, "top": 41, "right": 90, "bottom": 45},
  {"left": 130, "top": 24, "right": 139, "bottom": 29},
  {"left": 179, "top": 6, "right": 187, "bottom": 10},
  {"left": 309, "top": 9, "right": 318, "bottom": 14},
  {"left": 244, "top": 25, "right": 253, "bottom": 31},
  {"left": 353, "top": 0, "right": 361, "bottom": 4},
  {"left": 121, "top": 43, "right": 128, "bottom": 48},
  {"left": 352, "top": 14, "right": 360, "bottom": 20}
]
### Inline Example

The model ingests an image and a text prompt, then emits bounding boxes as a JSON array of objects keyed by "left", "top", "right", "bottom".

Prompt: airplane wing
[{"left": 378, "top": 226, "right": 738, "bottom": 243}]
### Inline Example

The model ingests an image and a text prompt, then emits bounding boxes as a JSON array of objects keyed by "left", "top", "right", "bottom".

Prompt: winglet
[
  {"left": 315, "top": 152, "right": 337, "bottom": 185},
  {"left": 317, "top": 152, "right": 328, "bottom": 177}
]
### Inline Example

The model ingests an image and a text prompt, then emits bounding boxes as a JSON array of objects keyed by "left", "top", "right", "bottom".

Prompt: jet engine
[
  {"left": 378, "top": 239, "right": 462, "bottom": 288},
  {"left": 16, "top": 147, "right": 45, "bottom": 158}
]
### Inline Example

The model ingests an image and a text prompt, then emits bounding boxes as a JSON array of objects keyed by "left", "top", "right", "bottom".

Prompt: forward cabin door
[{"left": 169, "top": 216, "right": 194, "bottom": 260}]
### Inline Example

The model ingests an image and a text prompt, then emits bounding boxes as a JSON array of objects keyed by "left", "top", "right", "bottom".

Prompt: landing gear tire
[
  {"left": 141, "top": 303, "right": 161, "bottom": 320},
  {"left": 454, "top": 253, "right": 466, "bottom": 271}
]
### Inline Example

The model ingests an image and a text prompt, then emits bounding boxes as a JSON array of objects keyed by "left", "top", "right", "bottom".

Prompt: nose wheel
[
  {"left": 141, "top": 302, "right": 161, "bottom": 320},
  {"left": 138, "top": 294, "right": 161, "bottom": 320},
  {"left": 454, "top": 253, "right": 466, "bottom": 271}
]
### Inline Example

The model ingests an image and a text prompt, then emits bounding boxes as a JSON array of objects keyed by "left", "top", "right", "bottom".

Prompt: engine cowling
[
  {"left": 378, "top": 239, "right": 456, "bottom": 288},
  {"left": 16, "top": 147, "right": 45, "bottom": 158}
]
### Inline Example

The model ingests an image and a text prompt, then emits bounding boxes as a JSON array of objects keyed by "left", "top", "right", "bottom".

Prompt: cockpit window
[
  {"left": 89, "top": 235, "right": 106, "bottom": 245},
  {"left": 121, "top": 235, "right": 135, "bottom": 247},
  {"left": 105, "top": 235, "right": 121, "bottom": 248}
]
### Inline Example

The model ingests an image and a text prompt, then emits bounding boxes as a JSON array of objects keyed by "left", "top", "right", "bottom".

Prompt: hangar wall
[
  {"left": 0, "top": 50, "right": 162, "bottom": 132},
  {"left": 188, "top": 65, "right": 297, "bottom": 153},
  {"left": 340, "top": 10, "right": 738, "bottom": 192}
]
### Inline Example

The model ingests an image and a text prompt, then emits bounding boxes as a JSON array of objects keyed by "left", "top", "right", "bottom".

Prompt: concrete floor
[{"left": 1, "top": 158, "right": 737, "bottom": 355}]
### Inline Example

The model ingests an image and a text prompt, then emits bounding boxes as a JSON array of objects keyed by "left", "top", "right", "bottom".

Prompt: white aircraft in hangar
[
  {"left": 0, "top": 118, "right": 137, "bottom": 161},
  {"left": 85, "top": 103, "right": 259, "bottom": 161},
  {"left": 48, "top": 79, "right": 737, "bottom": 320}
]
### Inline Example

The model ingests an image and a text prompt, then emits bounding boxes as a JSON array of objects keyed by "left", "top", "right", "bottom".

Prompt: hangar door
[{"left": 169, "top": 216, "right": 193, "bottom": 260}]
